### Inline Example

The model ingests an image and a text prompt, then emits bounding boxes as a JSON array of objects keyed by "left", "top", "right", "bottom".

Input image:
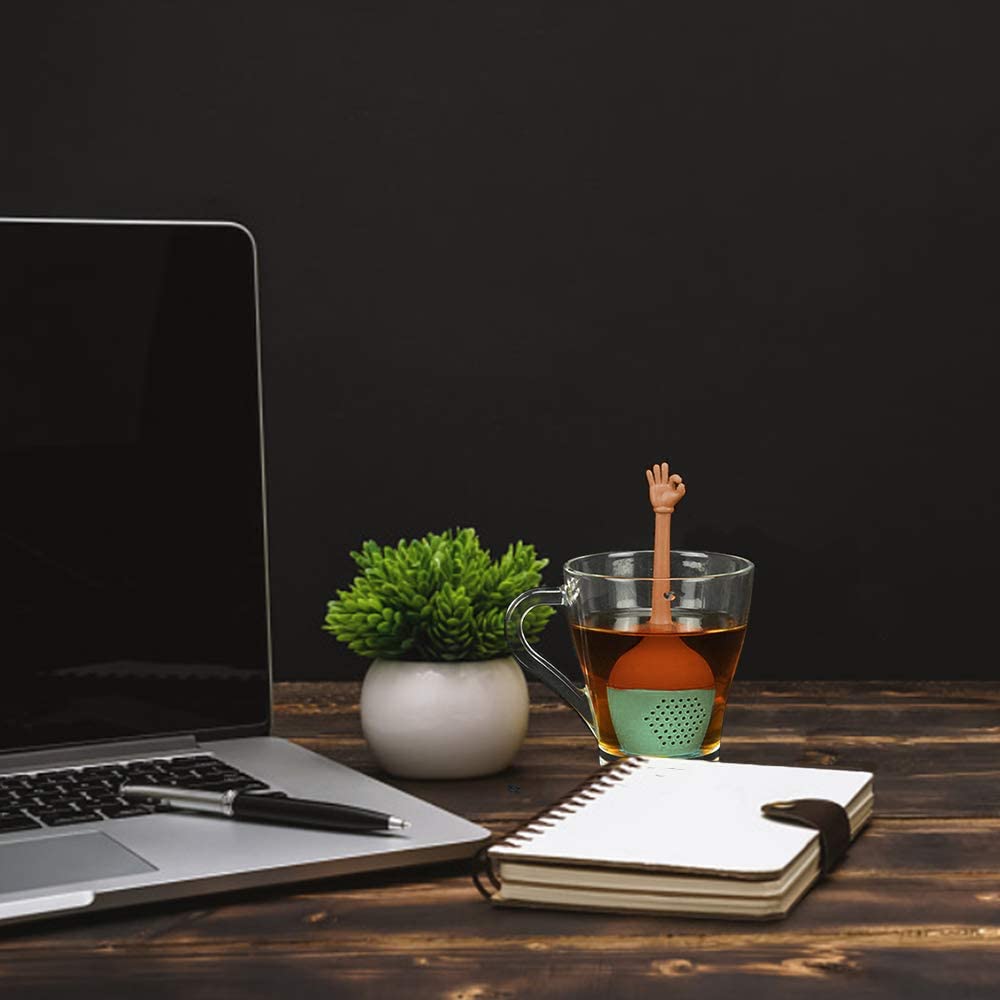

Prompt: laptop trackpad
[{"left": 0, "top": 833, "right": 156, "bottom": 894}]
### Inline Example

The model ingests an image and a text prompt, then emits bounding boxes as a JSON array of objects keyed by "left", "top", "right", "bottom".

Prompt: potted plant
[{"left": 323, "top": 528, "right": 553, "bottom": 779}]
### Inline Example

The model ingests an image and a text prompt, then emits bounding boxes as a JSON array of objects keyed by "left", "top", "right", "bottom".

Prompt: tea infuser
[{"left": 606, "top": 462, "right": 716, "bottom": 756}]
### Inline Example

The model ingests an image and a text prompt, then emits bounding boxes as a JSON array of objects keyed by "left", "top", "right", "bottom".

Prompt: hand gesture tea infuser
[
  {"left": 506, "top": 462, "right": 754, "bottom": 762},
  {"left": 604, "top": 464, "right": 717, "bottom": 756}
]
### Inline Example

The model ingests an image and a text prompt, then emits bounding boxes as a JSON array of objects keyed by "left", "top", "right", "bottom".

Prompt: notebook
[{"left": 485, "top": 756, "right": 874, "bottom": 919}]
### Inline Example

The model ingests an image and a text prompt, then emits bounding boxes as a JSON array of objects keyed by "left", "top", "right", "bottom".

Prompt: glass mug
[{"left": 506, "top": 550, "right": 753, "bottom": 762}]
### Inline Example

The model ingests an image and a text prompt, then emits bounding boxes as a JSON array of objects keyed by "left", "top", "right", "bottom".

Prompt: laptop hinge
[{"left": 0, "top": 734, "right": 199, "bottom": 774}]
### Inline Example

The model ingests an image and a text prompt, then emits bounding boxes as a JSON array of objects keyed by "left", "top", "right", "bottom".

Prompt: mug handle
[{"left": 505, "top": 587, "right": 596, "bottom": 736}]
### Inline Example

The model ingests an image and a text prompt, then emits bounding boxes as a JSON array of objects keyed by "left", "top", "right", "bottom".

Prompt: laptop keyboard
[{"left": 0, "top": 755, "right": 271, "bottom": 833}]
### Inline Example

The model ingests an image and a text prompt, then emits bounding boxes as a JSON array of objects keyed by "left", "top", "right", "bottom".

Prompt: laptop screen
[{"left": 0, "top": 220, "right": 271, "bottom": 753}]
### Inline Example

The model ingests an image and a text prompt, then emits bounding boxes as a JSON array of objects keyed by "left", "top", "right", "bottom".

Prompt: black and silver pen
[{"left": 120, "top": 785, "right": 410, "bottom": 832}]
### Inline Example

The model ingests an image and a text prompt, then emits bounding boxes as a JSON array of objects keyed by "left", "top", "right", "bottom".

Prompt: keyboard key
[
  {"left": 45, "top": 812, "right": 103, "bottom": 826},
  {"left": 100, "top": 805, "right": 154, "bottom": 819},
  {"left": 0, "top": 812, "right": 42, "bottom": 832},
  {"left": 32, "top": 795, "right": 67, "bottom": 807},
  {"left": 35, "top": 810, "right": 78, "bottom": 824}
]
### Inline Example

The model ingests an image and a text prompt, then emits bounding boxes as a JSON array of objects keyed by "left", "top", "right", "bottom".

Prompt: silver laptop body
[{"left": 0, "top": 219, "right": 489, "bottom": 928}]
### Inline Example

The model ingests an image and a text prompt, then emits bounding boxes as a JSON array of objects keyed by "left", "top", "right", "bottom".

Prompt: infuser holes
[
  {"left": 607, "top": 686, "right": 716, "bottom": 756},
  {"left": 643, "top": 694, "right": 712, "bottom": 749}
]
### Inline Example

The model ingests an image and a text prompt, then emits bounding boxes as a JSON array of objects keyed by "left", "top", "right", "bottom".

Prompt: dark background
[{"left": 3, "top": 2, "right": 999, "bottom": 682}]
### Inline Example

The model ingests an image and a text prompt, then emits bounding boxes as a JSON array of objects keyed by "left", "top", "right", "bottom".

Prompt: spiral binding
[{"left": 472, "top": 756, "right": 647, "bottom": 899}]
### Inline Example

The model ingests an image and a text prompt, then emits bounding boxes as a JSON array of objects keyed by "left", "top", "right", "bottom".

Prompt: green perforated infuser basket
[{"left": 607, "top": 687, "right": 715, "bottom": 757}]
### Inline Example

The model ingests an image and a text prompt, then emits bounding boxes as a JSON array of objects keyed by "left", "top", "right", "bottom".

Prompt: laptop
[{"left": 0, "top": 218, "right": 490, "bottom": 927}]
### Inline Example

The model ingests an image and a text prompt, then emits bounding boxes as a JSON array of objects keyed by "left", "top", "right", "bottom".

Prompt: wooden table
[{"left": 2, "top": 681, "right": 998, "bottom": 998}]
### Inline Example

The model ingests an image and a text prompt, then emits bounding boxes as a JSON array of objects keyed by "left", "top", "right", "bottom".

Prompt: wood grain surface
[{"left": 1, "top": 681, "right": 998, "bottom": 999}]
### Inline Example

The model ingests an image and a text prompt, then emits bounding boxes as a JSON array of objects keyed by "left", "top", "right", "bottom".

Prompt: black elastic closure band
[{"left": 761, "top": 798, "right": 851, "bottom": 875}]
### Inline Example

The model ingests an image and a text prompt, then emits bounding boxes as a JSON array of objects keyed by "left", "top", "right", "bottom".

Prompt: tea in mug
[{"left": 570, "top": 610, "right": 746, "bottom": 759}]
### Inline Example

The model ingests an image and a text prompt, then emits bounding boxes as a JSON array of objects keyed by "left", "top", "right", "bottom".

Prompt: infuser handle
[{"left": 504, "top": 587, "right": 596, "bottom": 736}]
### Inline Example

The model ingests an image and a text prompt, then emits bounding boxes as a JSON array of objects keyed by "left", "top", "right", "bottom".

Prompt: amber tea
[{"left": 571, "top": 610, "right": 746, "bottom": 759}]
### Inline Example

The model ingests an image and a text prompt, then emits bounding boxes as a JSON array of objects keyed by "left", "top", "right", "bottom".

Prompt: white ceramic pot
[{"left": 360, "top": 656, "right": 530, "bottom": 779}]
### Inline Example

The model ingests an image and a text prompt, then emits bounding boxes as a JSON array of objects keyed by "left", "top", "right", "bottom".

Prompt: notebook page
[{"left": 491, "top": 758, "right": 872, "bottom": 878}]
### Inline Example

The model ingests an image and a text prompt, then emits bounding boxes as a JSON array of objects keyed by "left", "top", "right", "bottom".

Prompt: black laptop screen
[{"left": 0, "top": 221, "right": 270, "bottom": 752}]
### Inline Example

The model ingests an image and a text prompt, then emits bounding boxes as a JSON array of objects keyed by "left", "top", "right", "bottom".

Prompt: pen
[{"left": 120, "top": 785, "right": 410, "bottom": 832}]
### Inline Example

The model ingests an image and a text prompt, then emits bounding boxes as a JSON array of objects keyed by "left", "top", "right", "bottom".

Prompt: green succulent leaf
[{"left": 322, "top": 528, "right": 554, "bottom": 662}]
